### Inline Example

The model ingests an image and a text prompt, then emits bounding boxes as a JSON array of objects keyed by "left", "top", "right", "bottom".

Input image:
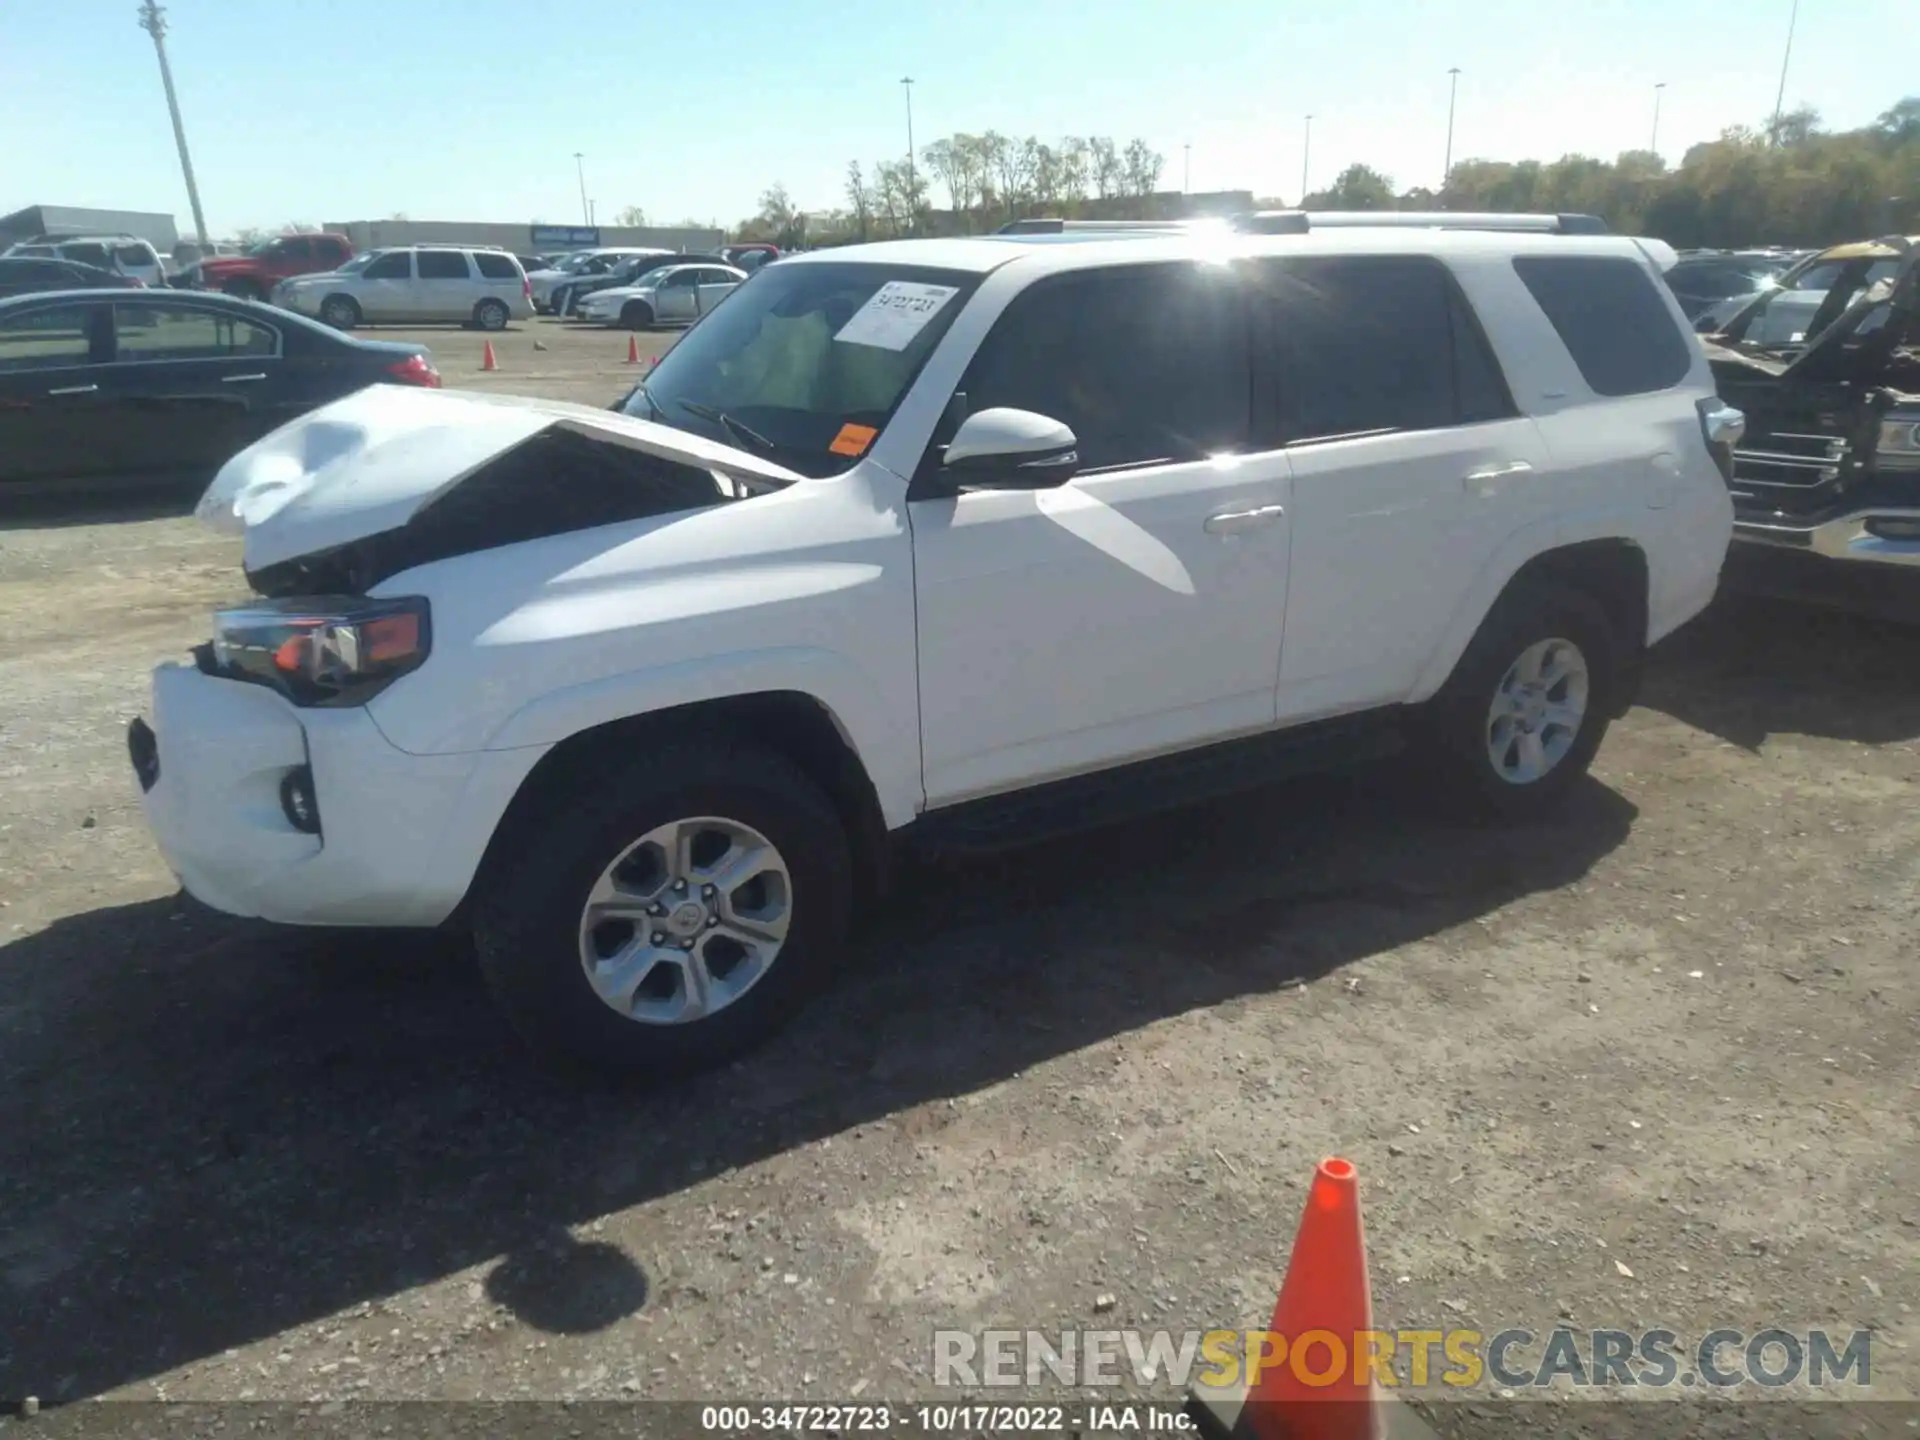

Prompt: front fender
[
  {"left": 1408, "top": 509, "right": 1650, "bottom": 703},
  {"left": 480, "top": 645, "right": 922, "bottom": 828}
]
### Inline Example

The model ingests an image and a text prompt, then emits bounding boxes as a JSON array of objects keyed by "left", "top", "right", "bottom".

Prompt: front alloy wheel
[
  {"left": 578, "top": 816, "right": 791, "bottom": 1025},
  {"left": 1485, "top": 638, "right": 1589, "bottom": 785}
]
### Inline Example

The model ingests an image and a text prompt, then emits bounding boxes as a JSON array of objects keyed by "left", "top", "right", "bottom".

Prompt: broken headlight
[{"left": 207, "top": 595, "right": 431, "bottom": 707}]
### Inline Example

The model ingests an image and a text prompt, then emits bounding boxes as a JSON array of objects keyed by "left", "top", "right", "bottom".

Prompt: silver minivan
[{"left": 273, "top": 247, "right": 532, "bottom": 331}]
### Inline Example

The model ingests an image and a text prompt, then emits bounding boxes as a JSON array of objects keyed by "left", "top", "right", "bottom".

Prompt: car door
[
  {"left": 414, "top": 249, "right": 475, "bottom": 322},
  {"left": 96, "top": 300, "right": 285, "bottom": 477},
  {"left": 651, "top": 268, "right": 700, "bottom": 323},
  {"left": 0, "top": 298, "right": 114, "bottom": 482},
  {"left": 356, "top": 249, "right": 414, "bottom": 322},
  {"left": 690, "top": 266, "right": 741, "bottom": 319},
  {"left": 908, "top": 261, "right": 1294, "bottom": 806},
  {"left": 1250, "top": 254, "right": 1554, "bottom": 721}
]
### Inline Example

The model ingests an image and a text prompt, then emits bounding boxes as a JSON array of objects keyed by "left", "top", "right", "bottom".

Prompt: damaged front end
[{"left": 1701, "top": 236, "right": 1920, "bottom": 616}]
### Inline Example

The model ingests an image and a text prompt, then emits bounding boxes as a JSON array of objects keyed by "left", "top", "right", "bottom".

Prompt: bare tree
[
  {"left": 1088, "top": 136, "right": 1122, "bottom": 199},
  {"left": 1057, "top": 137, "right": 1091, "bottom": 203},
  {"left": 872, "top": 159, "right": 914, "bottom": 237},
  {"left": 614, "top": 204, "right": 648, "bottom": 226},
  {"left": 1121, "top": 138, "right": 1164, "bottom": 196},
  {"left": 844, "top": 161, "right": 873, "bottom": 241}
]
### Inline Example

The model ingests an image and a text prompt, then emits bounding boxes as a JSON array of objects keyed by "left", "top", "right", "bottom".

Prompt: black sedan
[
  {"left": 0, "top": 288, "right": 441, "bottom": 486},
  {"left": 0, "top": 256, "right": 144, "bottom": 300}
]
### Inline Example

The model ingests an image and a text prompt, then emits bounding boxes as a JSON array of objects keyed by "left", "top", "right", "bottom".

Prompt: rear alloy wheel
[
  {"left": 473, "top": 298, "right": 510, "bottom": 332},
  {"left": 621, "top": 300, "right": 654, "bottom": 330},
  {"left": 319, "top": 295, "right": 360, "bottom": 330},
  {"left": 1420, "top": 587, "right": 1617, "bottom": 822},
  {"left": 473, "top": 740, "right": 852, "bottom": 1076}
]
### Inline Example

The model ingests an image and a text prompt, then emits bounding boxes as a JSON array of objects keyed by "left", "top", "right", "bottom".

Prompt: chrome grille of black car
[{"left": 1730, "top": 423, "right": 1855, "bottom": 519}]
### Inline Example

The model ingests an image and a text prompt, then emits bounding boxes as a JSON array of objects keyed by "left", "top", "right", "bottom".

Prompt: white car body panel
[{"left": 134, "top": 225, "right": 1734, "bottom": 931}]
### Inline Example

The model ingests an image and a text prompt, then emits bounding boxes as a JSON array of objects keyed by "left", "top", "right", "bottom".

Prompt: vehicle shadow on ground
[
  {"left": 1639, "top": 591, "right": 1920, "bottom": 748},
  {"left": 0, "top": 478, "right": 206, "bottom": 532},
  {"left": 0, "top": 765, "right": 1634, "bottom": 1403}
]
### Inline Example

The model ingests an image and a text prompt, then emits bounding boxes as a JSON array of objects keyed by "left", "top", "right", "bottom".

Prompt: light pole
[
  {"left": 1651, "top": 81, "right": 1667, "bottom": 154},
  {"left": 1443, "top": 67, "right": 1462, "bottom": 193},
  {"left": 574, "top": 153, "right": 590, "bottom": 227},
  {"left": 136, "top": 1, "right": 210, "bottom": 249},
  {"left": 900, "top": 77, "right": 917, "bottom": 234},
  {"left": 1301, "top": 115, "right": 1312, "bottom": 203},
  {"left": 1768, "top": 0, "right": 1799, "bottom": 145},
  {"left": 1183, "top": 143, "right": 1191, "bottom": 195}
]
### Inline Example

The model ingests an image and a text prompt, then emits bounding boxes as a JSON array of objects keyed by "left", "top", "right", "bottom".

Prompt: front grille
[{"left": 1731, "top": 421, "right": 1855, "bottom": 520}]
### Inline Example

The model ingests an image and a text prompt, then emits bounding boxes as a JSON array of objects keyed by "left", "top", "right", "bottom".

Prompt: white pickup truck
[{"left": 131, "top": 224, "right": 1739, "bottom": 1073}]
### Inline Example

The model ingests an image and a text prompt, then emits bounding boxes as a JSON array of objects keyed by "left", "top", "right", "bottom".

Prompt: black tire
[
  {"left": 222, "top": 280, "right": 265, "bottom": 303},
  {"left": 472, "top": 740, "right": 853, "bottom": 1077},
  {"left": 1417, "top": 585, "right": 1620, "bottom": 822},
  {"left": 473, "top": 298, "right": 510, "bottom": 332},
  {"left": 621, "top": 300, "right": 654, "bottom": 330},
  {"left": 319, "top": 295, "right": 361, "bottom": 330}
]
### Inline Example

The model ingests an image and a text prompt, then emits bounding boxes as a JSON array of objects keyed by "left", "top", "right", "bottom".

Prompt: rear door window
[
  {"left": 416, "top": 250, "right": 470, "bottom": 280},
  {"left": 114, "top": 304, "right": 278, "bottom": 360},
  {"left": 1245, "top": 254, "right": 1515, "bottom": 444},
  {"left": 1511, "top": 255, "right": 1692, "bottom": 396},
  {"left": 60, "top": 243, "right": 113, "bottom": 270}
]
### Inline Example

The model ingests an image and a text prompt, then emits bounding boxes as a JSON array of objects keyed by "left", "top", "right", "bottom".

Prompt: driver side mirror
[{"left": 940, "top": 407, "right": 1081, "bottom": 491}]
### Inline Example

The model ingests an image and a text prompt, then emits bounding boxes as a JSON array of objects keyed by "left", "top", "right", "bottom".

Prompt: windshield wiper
[{"left": 673, "top": 398, "right": 781, "bottom": 456}]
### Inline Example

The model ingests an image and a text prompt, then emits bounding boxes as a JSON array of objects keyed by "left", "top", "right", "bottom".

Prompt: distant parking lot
[{"left": 1, "top": 315, "right": 1917, "bottom": 1424}]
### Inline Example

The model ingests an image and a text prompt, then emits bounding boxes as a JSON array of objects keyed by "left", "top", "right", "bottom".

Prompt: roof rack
[{"left": 998, "top": 212, "right": 1612, "bottom": 239}]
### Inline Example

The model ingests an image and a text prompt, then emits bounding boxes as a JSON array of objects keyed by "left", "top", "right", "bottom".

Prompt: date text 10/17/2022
[{"left": 699, "top": 1402, "right": 1195, "bottom": 1434}]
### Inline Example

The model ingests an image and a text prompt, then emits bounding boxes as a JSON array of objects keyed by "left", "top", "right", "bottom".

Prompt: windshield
[
  {"left": 335, "top": 251, "right": 379, "bottom": 275},
  {"left": 622, "top": 260, "right": 980, "bottom": 479},
  {"left": 558, "top": 252, "right": 600, "bottom": 273}
]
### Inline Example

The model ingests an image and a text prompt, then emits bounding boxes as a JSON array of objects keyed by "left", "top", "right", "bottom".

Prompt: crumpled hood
[{"left": 196, "top": 385, "right": 806, "bottom": 572}]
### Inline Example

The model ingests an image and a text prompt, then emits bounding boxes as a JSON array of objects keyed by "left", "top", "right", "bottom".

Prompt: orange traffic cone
[
  {"left": 1187, "top": 1159, "right": 1433, "bottom": 1440},
  {"left": 481, "top": 340, "right": 498, "bottom": 372},
  {"left": 624, "top": 335, "right": 639, "bottom": 364}
]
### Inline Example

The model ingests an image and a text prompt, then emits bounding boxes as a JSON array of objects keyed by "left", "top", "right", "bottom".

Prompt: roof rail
[
  {"left": 995, "top": 218, "right": 1193, "bottom": 235},
  {"left": 1231, "top": 210, "right": 1611, "bottom": 235}
]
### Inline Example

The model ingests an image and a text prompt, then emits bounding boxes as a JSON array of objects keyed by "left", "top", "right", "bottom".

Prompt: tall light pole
[
  {"left": 1183, "top": 143, "right": 1191, "bottom": 195},
  {"left": 1443, "top": 67, "right": 1462, "bottom": 193},
  {"left": 573, "top": 153, "right": 590, "bottom": 227},
  {"left": 1768, "top": 0, "right": 1799, "bottom": 145},
  {"left": 1651, "top": 81, "right": 1667, "bottom": 154},
  {"left": 900, "top": 77, "right": 918, "bottom": 234},
  {"left": 1301, "top": 115, "right": 1312, "bottom": 203},
  {"left": 136, "top": 1, "right": 210, "bottom": 248}
]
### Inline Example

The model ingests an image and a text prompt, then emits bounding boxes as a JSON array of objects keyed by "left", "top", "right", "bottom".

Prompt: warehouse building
[{"left": 326, "top": 219, "right": 726, "bottom": 256}]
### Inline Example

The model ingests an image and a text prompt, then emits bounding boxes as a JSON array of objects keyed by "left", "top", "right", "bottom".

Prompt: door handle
[
  {"left": 222, "top": 373, "right": 269, "bottom": 383},
  {"left": 1204, "top": 503, "right": 1286, "bottom": 535},
  {"left": 47, "top": 383, "right": 98, "bottom": 396},
  {"left": 1463, "top": 460, "right": 1534, "bottom": 496}
]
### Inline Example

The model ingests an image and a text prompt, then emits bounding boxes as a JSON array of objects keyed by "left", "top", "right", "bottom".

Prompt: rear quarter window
[
  {"left": 474, "top": 252, "right": 521, "bottom": 280},
  {"left": 1511, "top": 255, "right": 1693, "bottom": 397}
]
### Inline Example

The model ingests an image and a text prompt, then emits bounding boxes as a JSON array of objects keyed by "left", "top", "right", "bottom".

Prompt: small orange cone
[
  {"left": 481, "top": 340, "right": 498, "bottom": 372},
  {"left": 1188, "top": 1158, "right": 1432, "bottom": 1440},
  {"left": 625, "top": 334, "right": 640, "bottom": 364}
]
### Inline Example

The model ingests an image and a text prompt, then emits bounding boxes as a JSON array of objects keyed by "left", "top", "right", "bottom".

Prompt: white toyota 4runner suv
[{"left": 131, "top": 222, "right": 1741, "bottom": 1073}]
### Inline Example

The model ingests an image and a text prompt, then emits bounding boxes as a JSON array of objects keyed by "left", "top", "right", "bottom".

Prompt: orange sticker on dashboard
[{"left": 830, "top": 423, "right": 878, "bottom": 456}]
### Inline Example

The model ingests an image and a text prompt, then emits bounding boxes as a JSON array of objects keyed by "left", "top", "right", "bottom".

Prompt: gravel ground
[{"left": 1, "top": 318, "right": 1917, "bottom": 1434}]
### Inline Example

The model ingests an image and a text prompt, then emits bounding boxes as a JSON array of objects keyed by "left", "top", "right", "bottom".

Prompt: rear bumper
[{"left": 131, "top": 662, "right": 548, "bottom": 927}]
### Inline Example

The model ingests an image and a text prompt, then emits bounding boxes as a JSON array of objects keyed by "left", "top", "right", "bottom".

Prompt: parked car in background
[
  {"left": 4, "top": 235, "right": 164, "bottom": 286},
  {"left": 517, "top": 255, "right": 552, "bottom": 276},
  {"left": 553, "top": 251, "right": 732, "bottom": 317},
  {"left": 723, "top": 244, "right": 780, "bottom": 273},
  {"left": 177, "top": 233, "right": 357, "bottom": 301},
  {"left": 576, "top": 261, "right": 747, "bottom": 328},
  {"left": 1701, "top": 234, "right": 1920, "bottom": 617},
  {"left": 155, "top": 224, "right": 1735, "bottom": 1072},
  {"left": 273, "top": 246, "right": 532, "bottom": 331},
  {"left": 0, "top": 288, "right": 440, "bottom": 487},
  {"left": 1663, "top": 250, "right": 1800, "bottom": 322},
  {"left": 527, "top": 249, "right": 664, "bottom": 313},
  {"left": 0, "top": 256, "right": 144, "bottom": 299}
]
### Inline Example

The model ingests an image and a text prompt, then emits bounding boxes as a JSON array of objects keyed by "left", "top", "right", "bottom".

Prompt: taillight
[
  {"left": 386, "top": 353, "right": 442, "bottom": 388},
  {"left": 523, "top": 276, "right": 532, "bottom": 299},
  {"left": 1696, "top": 398, "right": 1744, "bottom": 485}
]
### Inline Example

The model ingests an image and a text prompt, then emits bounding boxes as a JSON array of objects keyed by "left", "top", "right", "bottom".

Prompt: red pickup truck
[{"left": 180, "top": 232, "right": 356, "bottom": 300}]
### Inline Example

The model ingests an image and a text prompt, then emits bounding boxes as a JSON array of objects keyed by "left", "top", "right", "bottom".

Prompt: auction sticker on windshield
[{"left": 834, "top": 281, "right": 961, "bottom": 351}]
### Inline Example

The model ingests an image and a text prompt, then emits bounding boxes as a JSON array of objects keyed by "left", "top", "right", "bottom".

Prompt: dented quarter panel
[{"left": 362, "top": 469, "right": 927, "bottom": 826}]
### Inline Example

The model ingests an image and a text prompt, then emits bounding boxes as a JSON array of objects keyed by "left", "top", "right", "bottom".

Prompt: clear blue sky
[{"left": 5, "top": 0, "right": 1910, "bottom": 238}]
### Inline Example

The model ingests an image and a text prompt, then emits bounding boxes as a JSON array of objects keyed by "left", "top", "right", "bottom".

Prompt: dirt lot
[{"left": 1, "top": 316, "right": 1917, "bottom": 1432}]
